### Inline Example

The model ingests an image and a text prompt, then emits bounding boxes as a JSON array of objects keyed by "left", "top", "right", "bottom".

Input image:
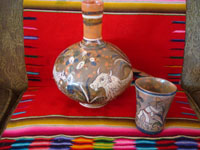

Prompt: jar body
[{"left": 53, "top": 40, "right": 133, "bottom": 108}]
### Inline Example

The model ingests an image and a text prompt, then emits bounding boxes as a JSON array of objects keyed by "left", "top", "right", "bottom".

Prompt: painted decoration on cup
[{"left": 135, "top": 77, "right": 177, "bottom": 134}]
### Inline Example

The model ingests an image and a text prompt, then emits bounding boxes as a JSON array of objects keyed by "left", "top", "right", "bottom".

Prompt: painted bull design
[{"left": 90, "top": 69, "right": 133, "bottom": 101}]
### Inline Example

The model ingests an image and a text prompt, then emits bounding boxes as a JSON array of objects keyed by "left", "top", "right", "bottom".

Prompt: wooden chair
[{"left": 0, "top": 0, "right": 199, "bottom": 148}]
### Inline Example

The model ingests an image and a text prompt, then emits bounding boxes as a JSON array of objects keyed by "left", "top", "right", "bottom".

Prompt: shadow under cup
[{"left": 135, "top": 77, "right": 177, "bottom": 135}]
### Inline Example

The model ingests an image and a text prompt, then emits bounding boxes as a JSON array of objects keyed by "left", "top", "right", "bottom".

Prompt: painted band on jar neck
[
  {"left": 83, "top": 37, "right": 102, "bottom": 41},
  {"left": 82, "top": 14, "right": 103, "bottom": 19}
]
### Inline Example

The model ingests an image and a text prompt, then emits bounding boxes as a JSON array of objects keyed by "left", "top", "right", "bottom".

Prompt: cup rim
[{"left": 135, "top": 77, "right": 177, "bottom": 96}]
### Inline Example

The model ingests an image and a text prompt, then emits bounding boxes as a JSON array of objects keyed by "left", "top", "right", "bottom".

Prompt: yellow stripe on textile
[
  {"left": 165, "top": 119, "right": 200, "bottom": 129},
  {"left": 6, "top": 117, "right": 200, "bottom": 129},
  {"left": 7, "top": 117, "right": 134, "bottom": 128},
  {"left": 23, "top": 0, "right": 81, "bottom": 10},
  {"left": 104, "top": 3, "right": 185, "bottom": 13},
  {"left": 23, "top": 0, "right": 186, "bottom": 13}
]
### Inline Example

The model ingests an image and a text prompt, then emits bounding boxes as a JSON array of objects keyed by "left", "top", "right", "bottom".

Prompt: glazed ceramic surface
[
  {"left": 53, "top": 0, "right": 133, "bottom": 108},
  {"left": 135, "top": 77, "right": 177, "bottom": 134}
]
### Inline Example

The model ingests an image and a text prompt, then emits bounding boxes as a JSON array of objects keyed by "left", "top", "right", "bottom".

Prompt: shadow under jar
[{"left": 53, "top": 0, "right": 133, "bottom": 108}]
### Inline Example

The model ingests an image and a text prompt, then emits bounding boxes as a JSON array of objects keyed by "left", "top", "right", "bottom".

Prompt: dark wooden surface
[
  {"left": 182, "top": 0, "right": 200, "bottom": 119},
  {"left": 0, "top": 0, "right": 28, "bottom": 136}
]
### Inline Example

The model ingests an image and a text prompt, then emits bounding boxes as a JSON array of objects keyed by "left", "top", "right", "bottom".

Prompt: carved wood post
[
  {"left": 0, "top": 0, "right": 28, "bottom": 135},
  {"left": 182, "top": 0, "right": 200, "bottom": 119}
]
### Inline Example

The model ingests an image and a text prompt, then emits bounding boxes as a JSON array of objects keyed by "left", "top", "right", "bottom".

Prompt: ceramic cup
[{"left": 135, "top": 77, "right": 177, "bottom": 135}]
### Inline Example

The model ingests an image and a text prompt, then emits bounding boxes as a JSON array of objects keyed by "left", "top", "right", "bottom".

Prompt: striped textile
[
  {"left": 1, "top": 136, "right": 200, "bottom": 150},
  {"left": 1, "top": 6, "right": 200, "bottom": 150},
  {"left": 23, "top": 0, "right": 186, "bottom": 14},
  {"left": 2, "top": 115, "right": 200, "bottom": 137}
]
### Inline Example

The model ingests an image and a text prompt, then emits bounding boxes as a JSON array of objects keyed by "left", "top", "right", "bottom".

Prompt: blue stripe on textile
[
  {"left": 50, "top": 137, "right": 73, "bottom": 150},
  {"left": 137, "top": 147, "right": 157, "bottom": 150},
  {"left": 136, "top": 140, "right": 156, "bottom": 145},
  {"left": 176, "top": 140, "right": 198, "bottom": 147},
  {"left": 181, "top": 112, "right": 196, "bottom": 116},
  {"left": 27, "top": 71, "right": 40, "bottom": 75},
  {"left": 51, "top": 136, "right": 74, "bottom": 142},
  {"left": 172, "top": 21, "right": 185, "bottom": 24},
  {"left": 168, "top": 73, "right": 181, "bottom": 76},
  {"left": 24, "top": 17, "right": 36, "bottom": 20},
  {"left": 12, "top": 111, "right": 26, "bottom": 116},
  {"left": 11, "top": 138, "right": 34, "bottom": 150},
  {"left": 20, "top": 99, "right": 33, "bottom": 103},
  {"left": 11, "top": 148, "right": 29, "bottom": 150},
  {"left": 171, "top": 39, "right": 185, "bottom": 42},
  {"left": 172, "top": 81, "right": 180, "bottom": 85},
  {"left": 51, "top": 142, "right": 73, "bottom": 146},
  {"left": 24, "top": 36, "right": 39, "bottom": 40},
  {"left": 15, "top": 138, "right": 34, "bottom": 142},
  {"left": 12, "top": 143, "right": 30, "bottom": 147},
  {"left": 176, "top": 101, "right": 189, "bottom": 104}
]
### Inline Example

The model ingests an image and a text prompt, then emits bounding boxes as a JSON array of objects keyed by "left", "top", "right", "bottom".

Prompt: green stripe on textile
[
  {"left": 94, "top": 143, "right": 114, "bottom": 150},
  {"left": 94, "top": 137, "right": 114, "bottom": 143},
  {"left": 170, "top": 56, "right": 184, "bottom": 59},
  {"left": 25, "top": 55, "right": 39, "bottom": 58},
  {"left": 94, "top": 138, "right": 114, "bottom": 150}
]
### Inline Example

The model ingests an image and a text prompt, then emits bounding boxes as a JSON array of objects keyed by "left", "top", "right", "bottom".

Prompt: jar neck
[
  {"left": 80, "top": 38, "right": 105, "bottom": 49},
  {"left": 82, "top": 0, "right": 103, "bottom": 43}
]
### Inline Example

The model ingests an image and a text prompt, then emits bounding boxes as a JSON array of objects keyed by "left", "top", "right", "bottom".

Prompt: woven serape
[{"left": 1, "top": 0, "right": 200, "bottom": 149}]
